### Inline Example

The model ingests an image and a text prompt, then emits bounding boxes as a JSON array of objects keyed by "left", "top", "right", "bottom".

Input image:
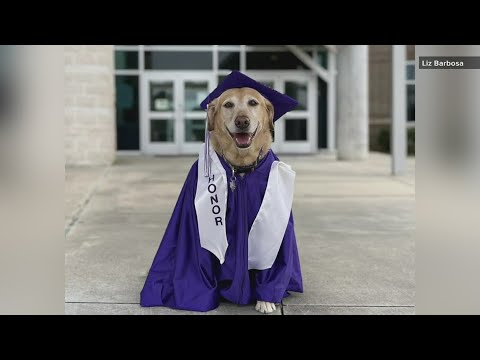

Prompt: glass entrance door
[
  {"left": 141, "top": 72, "right": 215, "bottom": 155},
  {"left": 246, "top": 71, "right": 317, "bottom": 154}
]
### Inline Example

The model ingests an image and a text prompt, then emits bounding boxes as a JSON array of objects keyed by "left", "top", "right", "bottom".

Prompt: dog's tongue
[{"left": 234, "top": 133, "right": 251, "bottom": 145}]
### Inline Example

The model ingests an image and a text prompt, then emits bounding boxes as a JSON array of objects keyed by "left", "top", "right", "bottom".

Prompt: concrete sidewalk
[{"left": 65, "top": 152, "right": 415, "bottom": 315}]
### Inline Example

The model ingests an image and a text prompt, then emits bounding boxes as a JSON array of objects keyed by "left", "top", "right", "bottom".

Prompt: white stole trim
[
  {"left": 248, "top": 161, "right": 295, "bottom": 270},
  {"left": 194, "top": 144, "right": 295, "bottom": 270},
  {"left": 195, "top": 144, "right": 228, "bottom": 264}
]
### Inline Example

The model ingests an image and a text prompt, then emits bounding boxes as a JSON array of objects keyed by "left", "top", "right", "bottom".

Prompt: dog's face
[{"left": 207, "top": 88, "right": 274, "bottom": 165}]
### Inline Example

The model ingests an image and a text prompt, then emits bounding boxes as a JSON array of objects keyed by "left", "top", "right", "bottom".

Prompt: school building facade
[{"left": 64, "top": 45, "right": 415, "bottom": 165}]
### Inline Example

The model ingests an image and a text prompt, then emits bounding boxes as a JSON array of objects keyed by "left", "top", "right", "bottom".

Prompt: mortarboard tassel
[{"left": 204, "top": 104, "right": 211, "bottom": 178}]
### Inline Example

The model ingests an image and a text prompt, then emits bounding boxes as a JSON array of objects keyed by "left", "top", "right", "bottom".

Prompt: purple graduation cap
[
  {"left": 200, "top": 71, "right": 299, "bottom": 176},
  {"left": 200, "top": 70, "right": 299, "bottom": 121}
]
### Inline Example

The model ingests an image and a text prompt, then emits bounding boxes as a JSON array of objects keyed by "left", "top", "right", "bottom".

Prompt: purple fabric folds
[{"left": 140, "top": 150, "right": 303, "bottom": 312}]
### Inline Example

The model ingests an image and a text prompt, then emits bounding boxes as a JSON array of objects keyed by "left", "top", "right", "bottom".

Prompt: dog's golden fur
[{"left": 207, "top": 88, "right": 274, "bottom": 167}]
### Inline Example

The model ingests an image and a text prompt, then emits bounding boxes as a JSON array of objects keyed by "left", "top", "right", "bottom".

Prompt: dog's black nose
[{"left": 235, "top": 116, "right": 250, "bottom": 130}]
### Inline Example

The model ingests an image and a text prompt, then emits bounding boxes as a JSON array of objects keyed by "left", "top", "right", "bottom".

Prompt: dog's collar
[{"left": 222, "top": 148, "right": 265, "bottom": 174}]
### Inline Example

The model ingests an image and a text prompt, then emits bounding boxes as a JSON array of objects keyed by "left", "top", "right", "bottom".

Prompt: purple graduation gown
[{"left": 140, "top": 150, "right": 303, "bottom": 312}]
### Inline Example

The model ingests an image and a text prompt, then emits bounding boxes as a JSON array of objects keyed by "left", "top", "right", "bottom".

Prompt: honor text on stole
[{"left": 207, "top": 174, "right": 223, "bottom": 226}]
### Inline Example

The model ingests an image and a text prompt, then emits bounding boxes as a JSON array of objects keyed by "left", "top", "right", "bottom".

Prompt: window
[
  {"left": 285, "top": 119, "right": 307, "bottom": 141},
  {"left": 145, "top": 51, "right": 212, "bottom": 70},
  {"left": 407, "top": 85, "right": 415, "bottom": 122},
  {"left": 406, "top": 61, "right": 415, "bottom": 122},
  {"left": 150, "top": 119, "right": 175, "bottom": 142},
  {"left": 184, "top": 81, "right": 209, "bottom": 111},
  {"left": 115, "top": 50, "right": 139, "bottom": 70},
  {"left": 285, "top": 81, "right": 307, "bottom": 111},
  {"left": 185, "top": 119, "right": 205, "bottom": 142},
  {"left": 150, "top": 82, "right": 174, "bottom": 112},
  {"left": 317, "top": 48, "right": 328, "bottom": 69},
  {"left": 247, "top": 51, "right": 309, "bottom": 70},
  {"left": 115, "top": 75, "right": 139, "bottom": 150},
  {"left": 406, "top": 63, "right": 415, "bottom": 81},
  {"left": 219, "top": 52, "right": 240, "bottom": 70}
]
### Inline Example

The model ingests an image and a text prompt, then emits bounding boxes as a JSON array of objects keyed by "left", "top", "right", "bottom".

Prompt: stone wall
[{"left": 64, "top": 45, "right": 116, "bottom": 165}]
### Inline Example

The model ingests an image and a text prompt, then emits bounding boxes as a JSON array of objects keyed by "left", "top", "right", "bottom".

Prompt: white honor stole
[{"left": 195, "top": 143, "right": 295, "bottom": 270}]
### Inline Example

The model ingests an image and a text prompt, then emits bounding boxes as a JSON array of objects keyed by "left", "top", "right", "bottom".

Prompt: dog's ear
[
  {"left": 264, "top": 98, "right": 275, "bottom": 132},
  {"left": 207, "top": 99, "right": 218, "bottom": 131}
]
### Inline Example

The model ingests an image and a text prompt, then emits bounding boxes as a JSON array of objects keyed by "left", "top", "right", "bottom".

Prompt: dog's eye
[
  {"left": 223, "top": 102, "right": 234, "bottom": 108},
  {"left": 248, "top": 99, "right": 259, "bottom": 106}
]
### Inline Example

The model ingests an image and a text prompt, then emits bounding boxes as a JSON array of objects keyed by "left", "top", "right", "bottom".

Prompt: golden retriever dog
[
  {"left": 207, "top": 87, "right": 274, "bottom": 168},
  {"left": 206, "top": 87, "right": 277, "bottom": 313}
]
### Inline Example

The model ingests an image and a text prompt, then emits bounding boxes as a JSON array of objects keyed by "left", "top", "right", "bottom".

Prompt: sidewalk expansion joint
[{"left": 65, "top": 166, "right": 111, "bottom": 237}]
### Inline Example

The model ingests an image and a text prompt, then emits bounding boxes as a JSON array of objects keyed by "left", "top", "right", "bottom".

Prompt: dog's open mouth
[{"left": 227, "top": 127, "right": 258, "bottom": 149}]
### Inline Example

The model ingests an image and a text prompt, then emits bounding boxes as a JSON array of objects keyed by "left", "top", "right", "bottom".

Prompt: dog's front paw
[{"left": 255, "top": 301, "right": 276, "bottom": 314}]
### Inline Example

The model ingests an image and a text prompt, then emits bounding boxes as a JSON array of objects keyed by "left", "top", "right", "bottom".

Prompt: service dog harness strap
[{"left": 195, "top": 143, "right": 295, "bottom": 270}]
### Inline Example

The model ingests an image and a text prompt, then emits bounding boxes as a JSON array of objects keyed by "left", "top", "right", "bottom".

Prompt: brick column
[{"left": 64, "top": 45, "right": 116, "bottom": 165}]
